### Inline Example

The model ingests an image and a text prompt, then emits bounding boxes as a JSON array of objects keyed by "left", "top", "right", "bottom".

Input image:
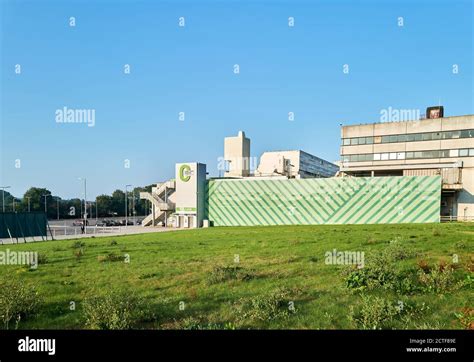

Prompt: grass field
[{"left": 0, "top": 223, "right": 472, "bottom": 330}]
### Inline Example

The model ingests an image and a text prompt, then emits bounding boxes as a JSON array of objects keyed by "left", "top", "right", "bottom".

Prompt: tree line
[{"left": 0, "top": 185, "right": 153, "bottom": 220}]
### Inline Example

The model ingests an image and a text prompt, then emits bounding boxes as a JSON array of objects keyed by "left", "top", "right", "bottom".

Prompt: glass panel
[
  {"left": 398, "top": 134, "right": 407, "bottom": 142},
  {"left": 358, "top": 137, "right": 366, "bottom": 145},
  {"left": 469, "top": 149, "right": 474, "bottom": 156},
  {"left": 414, "top": 152, "right": 423, "bottom": 158},
  {"left": 351, "top": 138, "right": 359, "bottom": 145},
  {"left": 449, "top": 149, "right": 459, "bottom": 157},
  {"left": 389, "top": 153, "right": 397, "bottom": 160},
  {"left": 440, "top": 150, "right": 450, "bottom": 158},
  {"left": 381, "top": 136, "right": 390, "bottom": 143},
  {"left": 413, "top": 134, "right": 423, "bottom": 141},
  {"left": 460, "top": 130, "right": 470, "bottom": 138},
  {"left": 406, "top": 134, "right": 415, "bottom": 142},
  {"left": 343, "top": 156, "right": 350, "bottom": 162},
  {"left": 373, "top": 153, "right": 381, "bottom": 161},
  {"left": 374, "top": 136, "right": 382, "bottom": 143},
  {"left": 422, "top": 133, "right": 432, "bottom": 141},
  {"left": 389, "top": 135, "right": 398, "bottom": 143},
  {"left": 459, "top": 149, "right": 468, "bottom": 157},
  {"left": 397, "top": 152, "right": 405, "bottom": 160},
  {"left": 432, "top": 132, "right": 441, "bottom": 140},
  {"left": 365, "top": 137, "right": 374, "bottom": 144},
  {"left": 469, "top": 130, "right": 474, "bottom": 138},
  {"left": 451, "top": 131, "right": 461, "bottom": 139},
  {"left": 406, "top": 152, "right": 414, "bottom": 159},
  {"left": 343, "top": 139, "right": 350, "bottom": 146},
  {"left": 381, "top": 153, "right": 389, "bottom": 160},
  {"left": 442, "top": 131, "right": 452, "bottom": 139}
]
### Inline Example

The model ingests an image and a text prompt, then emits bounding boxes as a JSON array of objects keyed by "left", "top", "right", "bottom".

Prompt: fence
[{"left": 0, "top": 212, "right": 48, "bottom": 240}]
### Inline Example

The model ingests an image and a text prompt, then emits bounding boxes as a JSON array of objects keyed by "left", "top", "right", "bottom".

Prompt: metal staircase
[{"left": 140, "top": 180, "right": 176, "bottom": 227}]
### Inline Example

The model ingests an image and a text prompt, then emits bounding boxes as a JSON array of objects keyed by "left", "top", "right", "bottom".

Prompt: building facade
[{"left": 340, "top": 114, "right": 474, "bottom": 220}]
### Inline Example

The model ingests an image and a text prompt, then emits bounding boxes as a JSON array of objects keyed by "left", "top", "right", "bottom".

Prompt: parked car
[{"left": 120, "top": 220, "right": 134, "bottom": 226}]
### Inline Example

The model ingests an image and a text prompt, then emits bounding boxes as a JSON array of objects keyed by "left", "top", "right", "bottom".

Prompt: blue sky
[{"left": 1, "top": 0, "right": 472, "bottom": 199}]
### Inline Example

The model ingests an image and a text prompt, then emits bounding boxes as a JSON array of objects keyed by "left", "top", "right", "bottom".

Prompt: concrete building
[
  {"left": 224, "top": 131, "right": 251, "bottom": 177},
  {"left": 255, "top": 150, "right": 339, "bottom": 178},
  {"left": 339, "top": 113, "right": 474, "bottom": 220}
]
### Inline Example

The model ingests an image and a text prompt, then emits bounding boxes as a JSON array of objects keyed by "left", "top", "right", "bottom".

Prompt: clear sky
[{"left": 1, "top": 0, "right": 472, "bottom": 199}]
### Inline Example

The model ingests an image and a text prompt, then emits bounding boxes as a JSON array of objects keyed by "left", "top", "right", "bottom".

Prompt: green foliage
[
  {"left": 207, "top": 265, "right": 255, "bottom": 284},
  {"left": 97, "top": 252, "right": 125, "bottom": 263},
  {"left": 417, "top": 264, "right": 457, "bottom": 293},
  {"left": 180, "top": 317, "right": 236, "bottom": 330},
  {"left": 0, "top": 280, "right": 41, "bottom": 329},
  {"left": 82, "top": 291, "right": 154, "bottom": 330},
  {"left": 235, "top": 288, "right": 298, "bottom": 324},
  {"left": 349, "top": 295, "right": 429, "bottom": 330}
]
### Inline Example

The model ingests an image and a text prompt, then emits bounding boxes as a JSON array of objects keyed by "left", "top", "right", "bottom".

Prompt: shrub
[
  {"left": 97, "top": 253, "right": 125, "bottom": 263},
  {"left": 454, "top": 307, "right": 473, "bottom": 330},
  {"left": 417, "top": 264, "right": 456, "bottom": 293},
  {"left": 110, "top": 240, "right": 118, "bottom": 246},
  {"left": 207, "top": 265, "right": 254, "bottom": 284},
  {"left": 37, "top": 253, "right": 48, "bottom": 265},
  {"left": 349, "top": 295, "right": 428, "bottom": 330},
  {"left": 180, "top": 317, "right": 236, "bottom": 330},
  {"left": 82, "top": 291, "right": 154, "bottom": 329},
  {"left": 74, "top": 248, "right": 84, "bottom": 260},
  {"left": 235, "top": 288, "right": 298, "bottom": 324},
  {"left": 0, "top": 280, "right": 41, "bottom": 329},
  {"left": 71, "top": 241, "right": 85, "bottom": 249}
]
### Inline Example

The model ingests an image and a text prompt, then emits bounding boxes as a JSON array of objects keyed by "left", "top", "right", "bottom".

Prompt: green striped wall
[{"left": 205, "top": 176, "right": 441, "bottom": 226}]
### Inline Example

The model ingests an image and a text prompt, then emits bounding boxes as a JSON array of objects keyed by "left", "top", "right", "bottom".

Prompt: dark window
[
  {"left": 381, "top": 136, "right": 390, "bottom": 143},
  {"left": 422, "top": 133, "right": 432, "bottom": 141},
  {"left": 389, "top": 135, "right": 398, "bottom": 143},
  {"left": 460, "top": 130, "right": 470, "bottom": 138},
  {"left": 398, "top": 134, "right": 407, "bottom": 142},
  {"left": 365, "top": 137, "right": 374, "bottom": 144}
]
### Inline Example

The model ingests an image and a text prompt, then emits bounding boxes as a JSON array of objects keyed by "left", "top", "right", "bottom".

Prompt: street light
[
  {"left": 125, "top": 184, "right": 132, "bottom": 226},
  {"left": 78, "top": 178, "right": 87, "bottom": 232},
  {"left": 96, "top": 197, "right": 98, "bottom": 222},
  {"left": 26, "top": 196, "right": 31, "bottom": 212},
  {"left": 41, "top": 194, "right": 50, "bottom": 214},
  {"left": 57, "top": 199, "right": 60, "bottom": 220},
  {"left": 0, "top": 186, "right": 11, "bottom": 213}
]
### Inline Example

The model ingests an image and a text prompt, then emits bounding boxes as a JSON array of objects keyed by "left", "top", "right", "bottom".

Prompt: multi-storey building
[{"left": 340, "top": 112, "right": 474, "bottom": 220}]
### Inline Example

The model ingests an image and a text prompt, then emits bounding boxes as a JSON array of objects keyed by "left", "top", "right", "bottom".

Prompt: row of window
[
  {"left": 342, "top": 129, "right": 474, "bottom": 146},
  {"left": 342, "top": 148, "right": 474, "bottom": 162}
]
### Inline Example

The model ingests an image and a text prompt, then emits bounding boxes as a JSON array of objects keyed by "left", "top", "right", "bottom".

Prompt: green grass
[{"left": 0, "top": 223, "right": 472, "bottom": 330}]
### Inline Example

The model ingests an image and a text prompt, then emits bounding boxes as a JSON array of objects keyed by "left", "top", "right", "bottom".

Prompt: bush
[
  {"left": 97, "top": 253, "right": 125, "bottom": 263},
  {"left": 180, "top": 317, "right": 236, "bottom": 330},
  {"left": 235, "top": 288, "right": 298, "bottom": 324},
  {"left": 207, "top": 265, "right": 254, "bottom": 284},
  {"left": 71, "top": 241, "right": 85, "bottom": 249},
  {"left": 0, "top": 280, "right": 41, "bottom": 329},
  {"left": 417, "top": 264, "right": 456, "bottom": 293},
  {"left": 82, "top": 291, "right": 154, "bottom": 329}
]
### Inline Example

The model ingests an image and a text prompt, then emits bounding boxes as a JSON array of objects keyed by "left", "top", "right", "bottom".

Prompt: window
[
  {"left": 451, "top": 131, "right": 461, "bottom": 139},
  {"left": 343, "top": 139, "right": 350, "bottom": 146},
  {"left": 381, "top": 153, "right": 389, "bottom": 160},
  {"left": 459, "top": 149, "right": 469, "bottom": 157},
  {"left": 414, "top": 152, "right": 423, "bottom": 159},
  {"left": 440, "top": 150, "right": 450, "bottom": 158},
  {"left": 351, "top": 138, "right": 359, "bottom": 145},
  {"left": 442, "top": 131, "right": 452, "bottom": 139},
  {"left": 373, "top": 153, "right": 381, "bottom": 161},
  {"left": 358, "top": 137, "right": 366, "bottom": 145},
  {"left": 381, "top": 136, "right": 390, "bottom": 143},
  {"left": 422, "top": 133, "right": 432, "bottom": 141},
  {"left": 432, "top": 132, "right": 441, "bottom": 140},
  {"left": 343, "top": 156, "right": 350, "bottom": 162},
  {"left": 413, "top": 134, "right": 423, "bottom": 141},
  {"left": 397, "top": 152, "right": 405, "bottom": 160},
  {"left": 398, "top": 134, "right": 407, "bottom": 142},
  {"left": 406, "top": 152, "right": 414, "bottom": 159},
  {"left": 389, "top": 135, "right": 398, "bottom": 143},
  {"left": 366, "top": 137, "right": 374, "bottom": 144},
  {"left": 450, "top": 149, "right": 459, "bottom": 157},
  {"left": 389, "top": 153, "right": 397, "bottom": 160},
  {"left": 470, "top": 130, "right": 474, "bottom": 138},
  {"left": 460, "top": 130, "right": 470, "bottom": 138},
  {"left": 406, "top": 134, "right": 415, "bottom": 142},
  {"left": 469, "top": 149, "right": 474, "bottom": 156}
]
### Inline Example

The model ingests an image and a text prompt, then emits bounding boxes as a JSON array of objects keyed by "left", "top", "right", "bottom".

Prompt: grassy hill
[{"left": 0, "top": 223, "right": 472, "bottom": 330}]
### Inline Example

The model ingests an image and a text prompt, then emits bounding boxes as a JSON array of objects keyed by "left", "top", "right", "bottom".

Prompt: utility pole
[
  {"left": 125, "top": 184, "right": 132, "bottom": 226},
  {"left": 41, "top": 194, "right": 49, "bottom": 215},
  {"left": 57, "top": 199, "right": 60, "bottom": 220},
  {"left": 79, "top": 178, "right": 87, "bottom": 232},
  {"left": 0, "top": 186, "right": 11, "bottom": 213},
  {"left": 26, "top": 196, "right": 31, "bottom": 212}
]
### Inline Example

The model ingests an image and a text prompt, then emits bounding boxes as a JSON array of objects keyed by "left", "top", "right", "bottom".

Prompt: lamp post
[
  {"left": 41, "top": 194, "right": 50, "bottom": 215},
  {"left": 12, "top": 198, "right": 16, "bottom": 212},
  {"left": 79, "top": 178, "right": 87, "bottom": 232},
  {"left": 125, "top": 184, "right": 132, "bottom": 226},
  {"left": 96, "top": 197, "right": 98, "bottom": 222},
  {"left": 0, "top": 186, "right": 11, "bottom": 213},
  {"left": 26, "top": 196, "right": 31, "bottom": 212},
  {"left": 57, "top": 199, "right": 60, "bottom": 220}
]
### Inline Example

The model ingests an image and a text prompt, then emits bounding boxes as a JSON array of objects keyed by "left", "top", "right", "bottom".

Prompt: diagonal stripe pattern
[{"left": 205, "top": 176, "right": 441, "bottom": 226}]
